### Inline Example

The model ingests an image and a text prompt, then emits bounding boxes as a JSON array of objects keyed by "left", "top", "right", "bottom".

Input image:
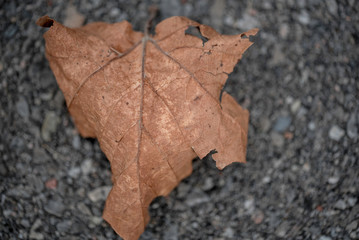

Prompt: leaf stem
[{"left": 144, "top": 6, "right": 158, "bottom": 37}]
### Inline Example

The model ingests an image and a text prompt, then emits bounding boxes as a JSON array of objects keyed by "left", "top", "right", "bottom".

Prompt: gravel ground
[{"left": 1, "top": 0, "right": 358, "bottom": 239}]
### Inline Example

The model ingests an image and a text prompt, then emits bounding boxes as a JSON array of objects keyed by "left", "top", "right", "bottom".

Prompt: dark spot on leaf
[{"left": 193, "top": 95, "right": 202, "bottom": 101}]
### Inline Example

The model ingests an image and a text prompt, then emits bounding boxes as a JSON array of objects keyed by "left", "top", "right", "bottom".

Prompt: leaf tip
[{"left": 36, "top": 16, "right": 54, "bottom": 28}]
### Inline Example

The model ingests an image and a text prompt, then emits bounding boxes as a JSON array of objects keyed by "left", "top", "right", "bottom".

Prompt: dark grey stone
[
  {"left": 347, "top": 113, "right": 358, "bottom": 139},
  {"left": 56, "top": 220, "right": 72, "bottom": 233},
  {"left": 44, "top": 199, "right": 66, "bottom": 217}
]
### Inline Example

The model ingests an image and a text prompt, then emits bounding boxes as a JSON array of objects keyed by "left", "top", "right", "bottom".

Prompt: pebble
[
  {"left": 334, "top": 199, "right": 347, "bottom": 210},
  {"left": 29, "top": 219, "right": 44, "bottom": 240},
  {"left": 177, "top": 183, "right": 191, "bottom": 198},
  {"left": 160, "top": 0, "right": 181, "bottom": 19},
  {"left": 319, "top": 236, "right": 332, "bottom": 240},
  {"left": 163, "top": 224, "right": 178, "bottom": 240},
  {"left": 327, "top": 176, "right": 339, "bottom": 185},
  {"left": 329, "top": 125, "right": 345, "bottom": 141},
  {"left": 209, "top": 0, "right": 225, "bottom": 30},
  {"left": 53, "top": 90, "right": 65, "bottom": 109},
  {"left": 7, "top": 185, "right": 31, "bottom": 198},
  {"left": 308, "top": 122, "right": 316, "bottom": 131},
  {"left": 68, "top": 167, "right": 81, "bottom": 179},
  {"left": 235, "top": 13, "right": 260, "bottom": 30},
  {"left": 325, "top": 0, "right": 338, "bottom": 15},
  {"left": 88, "top": 186, "right": 112, "bottom": 202},
  {"left": 29, "top": 231, "right": 44, "bottom": 240},
  {"left": 32, "top": 147, "right": 51, "bottom": 164},
  {"left": 297, "top": 11, "right": 310, "bottom": 25},
  {"left": 41, "top": 111, "right": 61, "bottom": 141},
  {"left": 45, "top": 178, "right": 57, "bottom": 189},
  {"left": 0, "top": 162, "right": 8, "bottom": 176},
  {"left": 346, "top": 220, "right": 358, "bottom": 232},
  {"left": 251, "top": 210, "right": 264, "bottom": 224},
  {"left": 202, "top": 177, "right": 214, "bottom": 191},
  {"left": 273, "top": 116, "right": 292, "bottom": 132},
  {"left": 109, "top": 8, "right": 120, "bottom": 18},
  {"left": 291, "top": 100, "right": 301, "bottom": 113},
  {"left": 69, "top": 220, "right": 86, "bottom": 234},
  {"left": 81, "top": 158, "right": 93, "bottom": 175},
  {"left": 279, "top": 23, "right": 289, "bottom": 39},
  {"left": 185, "top": 189, "right": 210, "bottom": 207},
  {"left": 275, "top": 221, "right": 290, "bottom": 237},
  {"left": 4, "top": 24, "right": 17, "bottom": 39},
  {"left": 244, "top": 197, "right": 255, "bottom": 213},
  {"left": 260, "top": 117, "right": 271, "bottom": 132},
  {"left": 262, "top": 176, "right": 271, "bottom": 184},
  {"left": 90, "top": 216, "right": 103, "bottom": 225},
  {"left": 44, "top": 199, "right": 66, "bottom": 217},
  {"left": 28, "top": 174, "right": 44, "bottom": 193},
  {"left": 56, "top": 220, "right": 72, "bottom": 233},
  {"left": 21, "top": 219, "right": 30, "bottom": 228},
  {"left": 223, "top": 227, "right": 234, "bottom": 238},
  {"left": 77, "top": 202, "right": 92, "bottom": 216},
  {"left": 347, "top": 197, "right": 357, "bottom": 207},
  {"left": 346, "top": 113, "right": 358, "bottom": 139},
  {"left": 269, "top": 45, "right": 286, "bottom": 67},
  {"left": 16, "top": 96, "right": 29, "bottom": 120},
  {"left": 271, "top": 132, "right": 285, "bottom": 148},
  {"left": 72, "top": 135, "right": 81, "bottom": 149}
]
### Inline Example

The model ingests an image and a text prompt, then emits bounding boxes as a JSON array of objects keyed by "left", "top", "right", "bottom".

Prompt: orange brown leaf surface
[{"left": 37, "top": 15, "right": 258, "bottom": 240}]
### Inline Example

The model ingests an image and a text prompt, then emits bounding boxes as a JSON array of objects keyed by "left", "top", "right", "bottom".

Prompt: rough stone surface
[{"left": 1, "top": 1, "right": 358, "bottom": 239}]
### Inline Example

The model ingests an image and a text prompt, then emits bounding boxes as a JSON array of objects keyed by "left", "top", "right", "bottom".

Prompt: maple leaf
[{"left": 37, "top": 15, "right": 258, "bottom": 240}]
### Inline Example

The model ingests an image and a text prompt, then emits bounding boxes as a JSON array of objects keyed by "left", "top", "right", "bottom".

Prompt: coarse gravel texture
[{"left": 1, "top": 0, "right": 358, "bottom": 239}]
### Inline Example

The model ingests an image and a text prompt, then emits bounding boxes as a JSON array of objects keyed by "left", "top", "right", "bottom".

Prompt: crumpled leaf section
[{"left": 37, "top": 15, "right": 258, "bottom": 240}]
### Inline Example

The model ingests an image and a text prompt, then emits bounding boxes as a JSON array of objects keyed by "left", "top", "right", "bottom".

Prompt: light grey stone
[
  {"left": 273, "top": 116, "right": 292, "bottom": 132},
  {"left": 41, "top": 111, "right": 60, "bottom": 141},
  {"left": 185, "top": 189, "right": 210, "bottom": 207},
  {"left": 16, "top": 96, "right": 29, "bottom": 120},
  {"left": 81, "top": 158, "right": 93, "bottom": 175},
  {"left": 334, "top": 199, "right": 347, "bottom": 210},
  {"left": 326, "top": 0, "right": 338, "bottom": 15},
  {"left": 88, "top": 186, "right": 112, "bottom": 202},
  {"left": 329, "top": 125, "right": 345, "bottom": 141}
]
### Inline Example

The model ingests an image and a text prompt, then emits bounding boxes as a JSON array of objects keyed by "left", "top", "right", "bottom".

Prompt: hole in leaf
[
  {"left": 185, "top": 26, "right": 209, "bottom": 46},
  {"left": 240, "top": 33, "right": 248, "bottom": 39}
]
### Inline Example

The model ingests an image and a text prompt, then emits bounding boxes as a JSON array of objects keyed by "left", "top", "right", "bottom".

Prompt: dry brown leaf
[{"left": 37, "top": 15, "right": 257, "bottom": 240}]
